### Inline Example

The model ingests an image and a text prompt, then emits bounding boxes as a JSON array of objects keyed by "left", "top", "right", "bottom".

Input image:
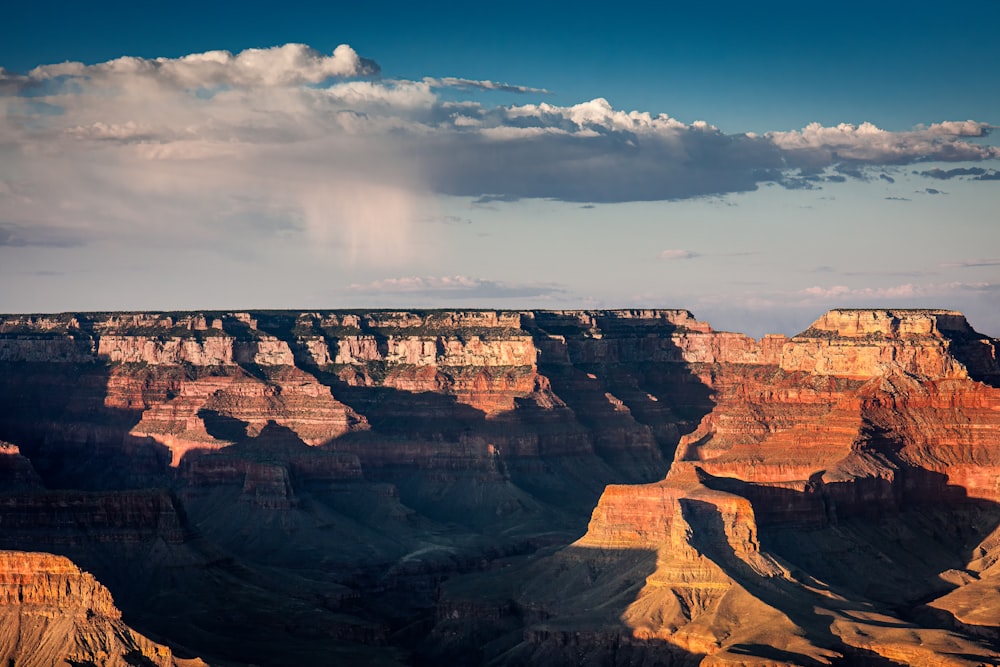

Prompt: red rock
[
  {"left": 0, "top": 550, "right": 206, "bottom": 667},
  {"left": 3, "top": 308, "right": 1000, "bottom": 666},
  {"left": 531, "top": 309, "right": 1000, "bottom": 665}
]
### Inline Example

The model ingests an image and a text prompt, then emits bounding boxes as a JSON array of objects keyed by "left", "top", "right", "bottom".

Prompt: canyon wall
[
  {"left": 1, "top": 308, "right": 999, "bottom": 666},
  {"left": 428, "top": 308, "right": 1000, "bottom": 667}
]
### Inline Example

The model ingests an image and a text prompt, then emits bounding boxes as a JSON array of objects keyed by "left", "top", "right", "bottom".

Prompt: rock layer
[
  {"left": 1, "top": 308, "right": 999, "bottom": 666},
  {"left": 0, "top": 550, "right": 204, "bottom": 667},
  {"left": 431, "top": 309, "right": 1000, "bottom": 666}
]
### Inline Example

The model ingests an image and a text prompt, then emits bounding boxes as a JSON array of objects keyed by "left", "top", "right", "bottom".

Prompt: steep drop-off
[
  {"left": 1, "top": 308, "right": 998, "bottom": 666},
  {"left": 0, "top": 309, "right": 718, "bottom": 665},
  {"left": 429, "top": 309, "right": 1000, "bottom": 666}
]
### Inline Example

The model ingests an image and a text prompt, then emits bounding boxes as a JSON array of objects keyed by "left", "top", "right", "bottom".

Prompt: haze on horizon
[{"left": 1, "top": 1, "right": 998, "bottom": 339}]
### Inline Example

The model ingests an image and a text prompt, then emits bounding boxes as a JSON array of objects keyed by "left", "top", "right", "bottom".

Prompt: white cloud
[
  {"left": 659, "top": 249, "right": 700, "bottom": 260},
  {"left": 27, "top": 43, "right": 376, "bottom": 89},
  {"left": 2, "top": 41, "right": 998, "bottom": 270},
  {"left": 348, "top": 275, "right": 564, "bottom": 299},
  {"left": 768, "top": 121, "right": 997, "bottom": 165}
]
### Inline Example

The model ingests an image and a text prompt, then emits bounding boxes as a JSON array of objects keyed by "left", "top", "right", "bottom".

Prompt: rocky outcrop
[
  {"left": 0, "top": 550, "right": 205, "bottom": 667},
  {"left": 778, "top": 308, "right": 985, "bottom": 379},
  {"left": 126, "top": 366, "right": 368, "bottom": 465}
]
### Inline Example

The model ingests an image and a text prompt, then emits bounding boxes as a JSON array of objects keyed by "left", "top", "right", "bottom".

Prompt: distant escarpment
[
  {"left": 1, "top": 308, "right": 999, "bottom": 666},
  {"left": 0, "top": 309, "right": 728, "bottom": 488}
]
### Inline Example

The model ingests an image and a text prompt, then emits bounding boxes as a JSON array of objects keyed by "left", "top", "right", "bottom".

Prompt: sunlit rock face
[
  {"left": 0, "top": 550, "right": 205, "bottom": 667},
  {"left": 462, "top": 309, "right": 1000, "bottom": 666},
  {"left": 1, "top": 308, "right": 999, "bottom": 666},
  {"left": 778, "top": 308, "right": 984, "bottom": 379},
  {"left": 0, "top": 309, "right": 719, "bottom": 479}
]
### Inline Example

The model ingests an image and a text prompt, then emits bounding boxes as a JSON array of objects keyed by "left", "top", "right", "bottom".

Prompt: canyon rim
[{"left": 0, "top": 307, "right": 998, "bottom": 666}]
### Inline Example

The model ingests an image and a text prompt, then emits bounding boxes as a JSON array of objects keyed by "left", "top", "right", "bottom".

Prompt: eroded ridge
[
  {"left": 0, "top": 550, "right": 206, "bottom": 667},
  {"left": 435, "top": 309, "right": 1000, "bottom": 666}
]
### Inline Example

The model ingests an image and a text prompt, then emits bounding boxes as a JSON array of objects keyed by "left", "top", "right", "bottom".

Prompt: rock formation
[
  {"left": 430, "top": 309, "right": 1000, "bottom": 666},
  {"left": 0, "top": 308, "right": 998, "bottom": 666},
  {"left": 0, "top": 550, "right": 205, "bottom": 667}
]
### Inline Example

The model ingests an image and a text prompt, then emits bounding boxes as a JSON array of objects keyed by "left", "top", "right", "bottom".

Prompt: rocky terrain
[
  {"left": 0, "top": 308, "right": 997, "bottom": 665},
  {"left": 0, "top": 549, "right": 205, "bottom": 667}
]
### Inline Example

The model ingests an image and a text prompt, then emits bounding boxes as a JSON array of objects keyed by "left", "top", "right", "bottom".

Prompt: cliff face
[
  {"left": 2, "top": 308, "right": 1000, "bottom": 666},
  {"left": 0, "top": 309, "right": 721, "bottom": 489},
  {"left": 778, "top": 308, "right": 983, "bottom": 379},
  {"left": 451, "top": 309, "right": 1000, "bottom": 666},
  {"left": 0, "top": 308, "right": 723, "bottom": 665},
  {"left": 0, "top": 550, "right": 203, "bottom": 667}
]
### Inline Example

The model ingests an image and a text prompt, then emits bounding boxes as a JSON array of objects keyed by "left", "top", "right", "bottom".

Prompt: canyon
[{"left": 0, "top": 308, "right": 998, "bottom": 665}]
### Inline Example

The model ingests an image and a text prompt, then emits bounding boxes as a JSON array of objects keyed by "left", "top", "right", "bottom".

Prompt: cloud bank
[
  {"left": 13, "top": 43, "right": 377, "bottom": 90},
  {"left": 1, "top": 42, "right": 998, "bottom": 262},
  {"left": 348, "top": 275, "right": 564, "bottom": 299}
]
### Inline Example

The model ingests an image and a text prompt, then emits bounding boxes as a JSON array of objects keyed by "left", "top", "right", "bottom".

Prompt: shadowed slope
[{"left": 428, "top": 309, "right": 1000, "bottom": 666}]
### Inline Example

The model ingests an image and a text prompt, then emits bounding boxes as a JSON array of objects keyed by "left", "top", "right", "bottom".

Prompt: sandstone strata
[
  {"left": 433, "top": 309, "right": 1000, "bottom": 666},
  {"left": 0, "top": 550, "right": 205, "bottom": 667},
  {"left": 1, "top": 308, "right": 999, "bottom": 666}
]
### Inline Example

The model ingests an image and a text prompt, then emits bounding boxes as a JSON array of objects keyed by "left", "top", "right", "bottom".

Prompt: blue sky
[{"left": 2, "top": 1, "right": 998, "bottom": 336}]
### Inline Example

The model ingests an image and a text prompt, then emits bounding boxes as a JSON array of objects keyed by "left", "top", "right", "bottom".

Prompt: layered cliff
[
  {"left": 431, "top": 309, "right": 1000, "bottom": 666},
  {"left": 2, "top": 308, "right": 1000, "bottom": 666},
  {"left": 0, "top": 308, "right": 725, "bottom": 494},
  {"left": 0, "top": 309, "right": 724, "bottom": 665},
  {"left": 0, "top": 550, "right": 205, "bottom": 667}
]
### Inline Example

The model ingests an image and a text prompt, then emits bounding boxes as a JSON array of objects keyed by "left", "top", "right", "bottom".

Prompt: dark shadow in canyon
[
  {"left": 0, "top": 360, "right": 170, "bottom": 489},
  {"left": 432, "top": 462, "right": 1000, "bottom": 666},
  {"left": 0, "top": 312, "right": 720, "bottom": 666},
  {"left": 694, "top": 467, "right": 1000, "bottom": 647},
  {"left": 257, "top": 311, "right": 718, "bottom": 524},
  {"left": 416, "top": 544, "right": 707, "bottom": 667},
  {"left": 940, "top": 326, "right": 1000, "bottom": 388},
  {"left": 524, "top": 311, "right": 715, "bottom": 468},
  {"left": 679, "top": 493, "right": 1000, "bottom": 665}
]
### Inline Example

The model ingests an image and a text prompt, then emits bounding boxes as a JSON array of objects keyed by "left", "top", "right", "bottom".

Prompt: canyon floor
[{"left": 0, "top": 308, "right": 998, "bottom": 666}]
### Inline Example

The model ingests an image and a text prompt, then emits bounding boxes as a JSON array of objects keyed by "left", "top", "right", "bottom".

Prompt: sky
[{"left": 1, "top": 1, "right": 998, "bottom": 338}]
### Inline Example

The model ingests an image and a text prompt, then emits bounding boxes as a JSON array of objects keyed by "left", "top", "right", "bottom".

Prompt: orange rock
[{"left": 0, "top": 550, "right": 206, "bottom": 667}]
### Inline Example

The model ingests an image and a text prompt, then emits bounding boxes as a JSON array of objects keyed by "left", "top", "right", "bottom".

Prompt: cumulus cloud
[
  {"left": 769, "top": 121, "right": 997, "bottom": 166},
  {"left": 23, "top": 43, "right": 378, "bottom": 90},
  {"left": 0, "top": 44, "right": 428, "bottom": 266},
  {"left": 2, "top": 41, "right": 999, "bottom": 266},
  {"left": 347, "top": 275, "right": 564, "bottom": 299}
]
